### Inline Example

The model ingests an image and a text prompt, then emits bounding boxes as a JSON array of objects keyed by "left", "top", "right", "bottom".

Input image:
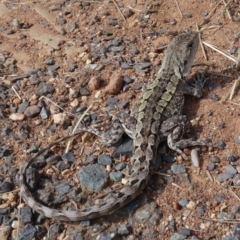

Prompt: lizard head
[{"left": 160, "top": 32, "right": 199, "bottom": 78}]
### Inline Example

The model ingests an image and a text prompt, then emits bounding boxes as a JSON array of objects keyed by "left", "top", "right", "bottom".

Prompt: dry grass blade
[
  {"left": 196, "top": 25, "right": 207, "bottom": 60},
  {"left": 65, "top": 104, "right": 93, "bottom": 153},
  {"left": 199, "top": 0, "right": 222, "bottom": 26},
  {"left": 221, "top": 0, "right": 232, "bottom": 21},
  {"left": 221, "top": 77, "right": 240, "bottom": 102},
  {"left": 206, "top": 170, "right": 214, "bottom": 182},
  {"left": 39, "top": 96, "right": 75, "bottom": 116},
  {"left": 174, "top": 0, "right": 183, "bottom": 18},
  {"left": 229, "top": 187, "right": 240, "bottom": 202},
  {"left": 111, "top": 0, "right": 126, "bottom": 21},
  {"left": 202, "top": 41, "right": 237, "bottom": 62},
  {"left": 12, "top": 86, "right": 22, "bottom": 100},
  {"left": 198, "top": 216, "right": 240, "bottom": 223}
]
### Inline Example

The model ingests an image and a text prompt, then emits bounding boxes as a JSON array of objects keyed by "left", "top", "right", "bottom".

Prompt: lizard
[{"left": 19, "top": 31, "right": 207, "bottom": 221}]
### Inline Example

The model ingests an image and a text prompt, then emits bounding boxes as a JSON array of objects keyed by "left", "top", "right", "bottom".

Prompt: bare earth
[{"left": 1, "top": 0, "right": 240, "bottom": 239}]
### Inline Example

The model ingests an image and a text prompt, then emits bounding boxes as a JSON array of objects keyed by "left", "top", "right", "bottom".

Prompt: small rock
[
  {"left": 88, "top": 76, "right": 102, "bottom": 90},
  {"left": 186, "top": 201, "right": 196, "bottom": 210},
  {"left": 78, "top": 164, "right": 108, "bottom": 192},
  {"left": 191, "top": 149, "right": 200, "bottom": 167},
  {"left": 171, "top": 164, "right": 186, "bottom": 174},
  {"left": 226, "top": 153, "right": 239, "bottom": 162},
  {"left": 115, "top": 162, "right": 126, "bottom": 171},
  {"left": 170, "top": 233, "right": 187, "bottom": 240},
  {"left": 53, "top": 113, "right": 66, "bottom": 124},
  {"left": 118, "top": 224, "right": 129, "bottom": 235},
  {"left": 210, "top": 155, "right": 221, "bottom": 163},
  {"left": 20, "top": 207, "right": 32, "bottom": 223},
  {"left": 96, "top": 232, "right": 116, "bottom": 240},
  {"left": 61, "top": 152, "right": 76, "bottom": 163},
  {"left": 225, "top": 165, "right": 237, "bottom": 175},
  {"left": 9, "top": 113, "right": 25, "bottom": 121},
  {"left": 109, "top": 172, "right": 123, "bottom": 182},
  {"left": 98, "top": 154, "right": 113, "bottom": 165},
  {"left": 235, "top": 136, "right": 240, "bottom": 144},
  {"left": 233, "top": 174, "right": 240, "bottom": 186},
  {"left": 79, "top": 87, "right": 90, "bottom": 96},
  {"left": 217, "top": 172, "right": 234, "bottom": 182},
  {"left": 24, "top": 105, "right": 41, "bottom": 117},
  {"left": 178, "top": 197, "right": 189, "bottom": 207},
  {"left": 0, "top": 181, "right": 14, "bottom": 193},
  {"left": 0, "top": 226, "right": 11, "bottom": 240},
  {"left": 104, "top": 74, "right": 123, "bottom": 95},
  {"left": 207, "top": 162, "right": 215, "bottom": 171},
  {"left": 19, "top": 224, "right": 36, "bottom": 240}
]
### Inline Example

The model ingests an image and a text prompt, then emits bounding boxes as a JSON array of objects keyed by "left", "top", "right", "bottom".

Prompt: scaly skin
[{"left": 19, "top": 32, "right": 199, "bottom": 221}]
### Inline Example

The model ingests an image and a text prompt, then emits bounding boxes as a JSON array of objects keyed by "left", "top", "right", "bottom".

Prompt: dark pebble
[
  {"left": 118, "top": 224, "right": 129, "bottom": 235},
  {"left": 233, "top": 174, "right": 240, "bottom": 186},
  {"left": 19, "top": 224, "right": 37, "bottom": 240},
  {"left": 106, "top": 97, "right": 118, "bottom": 106},
  {"left": 123, "top": 75, "right": 134, "bottom": 84},
  {"left": 44, "top": 58, "right": 55, "bottom": 65},
  {"left": 26, "top": 168, "right": 39, "bottom": 190},
  {"left": 210, "top": 155, "right": 221, "bottom": 163},
  {"left": 36, "top": 82, "right": 54, "bottom": 96},
  {"left": 207, "top": 162, "right": 215, "bottom": 171},
  {"left": 121, "top": 62, "right": 132, "bottom": 69},
  {"left": 0, "top": 181, "right": 14, "bottom": 193},
  {"left": 225, "top": 165, "right": 237, "bottom": 175},
  {"left": 20, "top": 207, "right": 32, "bottom": 223},
  {"left": 56, "top": 161, "right": 70, "bottom": 171},
  {"left": 171, "top": 164, "right": 186, "bottom": 174},
  {"left": 226, "top": 153, "right": 239, "bottom": 162},
  {"left": 109, "top": 172, "right": 123, "bottom": 181},
  {"left": 115, "top": 162, "right": 126, "bottom": 171},
  {"left": 79, "top": 87, "right": 90, "bottom": 96},
  {"left": 55, "top": 183, "right": 71, "bottom": 196},
  {"left": 178, "top": 198, "right": 189, "bottom": 207},
  {"left": 17, "top": 101, "right": 29, "bottom": 113},
  {"left": 98, "top": 154, "right": 113, "bottom": 165},
  {"left": 214, "top": 193, "right": 225, "bottom": 203},
  {"left": 78, "top": 164, "right": 108, "bottom": 192},
  {"left": 113, "top": 138, "right": 133, "bottom": 158},
  {"left": 40, "top": 107, "right": 50, "bottom": 119},
  {"left": 217, "top": 140, "right": 226, "bottom": 149},
  {"left": 61, "top": 152, "right": 76, "bottom": 163}
]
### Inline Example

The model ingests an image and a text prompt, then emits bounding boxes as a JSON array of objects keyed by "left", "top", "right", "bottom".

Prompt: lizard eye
[{"left": 188, "top": 42, "right": 193, "bottom": 48}]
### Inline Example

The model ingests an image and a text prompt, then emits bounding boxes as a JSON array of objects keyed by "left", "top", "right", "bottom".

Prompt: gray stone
[
  {"left": 118, "top": 224, "right": 129, "bottom": 235},
  {"left": 235, "top": 136, "right": 240, "bottom": 144},
  {"left": 113, "top": 138, "right": 133, "bottom": 158},
  {"left": 210, "top": 155, "right": 220, "bottom": 163},
  {"left": 78, "top": 164, "right": 108, "bottom": 192},
  {"left": 233, "top": 174, "right": 240, "bottom": 186},
  {"left": 40, "top": 107, "right": 49, "bottom": 119},
  {"left": 171, "top": 164, "right": 186, "bottom": 174},
  {"left": 114, "top": 162, "right": 126, "bottom": 171},
  {"left": 98, "top": 154, "right": 113, "bottom": 165},
  {"left": 55, "top": 183, "right": 70, "bottom": 196},
  {"left": 170, "top": 233, "right": 187, "bottom": 240},
  {"left": 225, "top": 165, "right": 237, "bottom": 175},
  {"left": 109, "top": 172, "right": 122, "bottom": 182},
  {"left": 178, "top": 197, "right": 189, "bottom": 207},
  {"left": 17, "top": 101, "right": 29, "bottom": 113},
  {"left": 207, "top": 162, "right": 215, "bottom": 171},
  {"left": 217, "top": 172, "right": 234, "bottom": 182},
  {"left": 20, "top": 207, "right": 32, "bottom": 223},
  {"left": 19, "top": 224, "right": 36, "bottom": 240}
]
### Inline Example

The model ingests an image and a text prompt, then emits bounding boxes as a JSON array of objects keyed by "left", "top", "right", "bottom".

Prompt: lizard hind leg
[{"left": 160, "top": 115, "right": 210, "bottom": 160}]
